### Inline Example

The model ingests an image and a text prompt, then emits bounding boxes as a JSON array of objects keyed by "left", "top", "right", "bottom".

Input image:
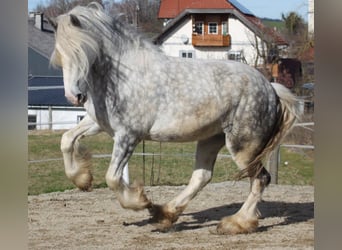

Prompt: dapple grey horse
[{"left": 49, "top": 2, "right": 299, "bottom": 234}]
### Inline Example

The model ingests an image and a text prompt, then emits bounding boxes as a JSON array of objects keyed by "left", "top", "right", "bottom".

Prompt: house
[
  {"left": 154, "top": 0, "right": 288, "bottom": 67},
  {"left": 28, "top": 12, "right": 86, "bottom": 130}
]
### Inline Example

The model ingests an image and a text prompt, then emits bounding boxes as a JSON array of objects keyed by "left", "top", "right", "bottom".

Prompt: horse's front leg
[
  {"left": 61, "top": 115, "right": 102, "bottom": 191},
  {"left": 105, "top": 133, "right": 152, "bottom": 211},
  {"left": 149, "top": 134, "right": 225, "bottom": 230}
]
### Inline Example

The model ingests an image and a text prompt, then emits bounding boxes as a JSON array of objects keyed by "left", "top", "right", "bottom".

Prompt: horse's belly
[{"left": 148, "top": 118, "right": 222, "bottom": 142}]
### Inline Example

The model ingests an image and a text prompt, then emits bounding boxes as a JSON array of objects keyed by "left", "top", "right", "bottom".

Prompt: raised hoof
[
  {"left": 72, "top": 144, "right": 93, "bottom": 191},
  {"left": 148, "top": 204, "right": 181, "bottom": 232},
  {"left": 73, "top": 171, "right": 93, "bottom": 192},
  {"left": 117, "top": 181, "right": 152, "bottom": 211},
  {"left": 215, "top": 215, "right": 258, "bottom": 235}
]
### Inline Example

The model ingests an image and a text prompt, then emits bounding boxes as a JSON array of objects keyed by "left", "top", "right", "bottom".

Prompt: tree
[
  {"left": 281, "top": 12, "right": 305, "bottom": 36},
  {"left": 279, "top": 12, "right": 314, "bottom": 90},
  {"left": 36, "top": 0, "right": 163, "bottom": 37},
  {"left": 246, "top": 21, "right": 281, "bottom": 72},
  {"left": 281, "top": 12, "right": 311, "bottom": 61},
  {"left": 106, "top": 0, "right": 162, "bottom": 36}
]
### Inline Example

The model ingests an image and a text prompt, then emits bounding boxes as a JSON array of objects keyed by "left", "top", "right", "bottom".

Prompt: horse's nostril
[{"left": 77, "top": 94, "right": 86, "bottom": 104}]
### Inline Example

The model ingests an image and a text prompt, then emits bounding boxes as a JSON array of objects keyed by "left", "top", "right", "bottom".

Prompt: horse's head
[{"left": 48, "top": 2, "right": 106, "bottom": 106}]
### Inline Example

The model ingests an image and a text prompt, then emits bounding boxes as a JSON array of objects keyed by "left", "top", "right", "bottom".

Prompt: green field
[
  {"left": 28, "top": 130, "right": 314, "bottom": 195},
  {"left": 261, "top": 18, "right": 285, "bottom": 32}
]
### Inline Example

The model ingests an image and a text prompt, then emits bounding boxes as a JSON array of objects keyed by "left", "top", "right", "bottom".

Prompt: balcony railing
[{"left": 192, "top": 34, "right": 231, "bottom": 47}]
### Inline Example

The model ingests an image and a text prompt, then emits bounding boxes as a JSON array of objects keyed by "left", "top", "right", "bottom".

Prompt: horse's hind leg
[
  {"left": 149, "top": 133, "right": 225, "bottom": 231},
  {"left": 61, "top": 115, "right": 101, "bottom": 191},
  {"left": 215, "top": 136, "right": 271, "bottom": 235}
]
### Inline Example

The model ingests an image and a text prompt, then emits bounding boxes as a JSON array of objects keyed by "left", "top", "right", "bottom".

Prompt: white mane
[
  {"left": 51, "top": 2, "right": 163, "bottom": 85},
  {"left": 50, "top": 3, "right": 116, "bottom": 82}
]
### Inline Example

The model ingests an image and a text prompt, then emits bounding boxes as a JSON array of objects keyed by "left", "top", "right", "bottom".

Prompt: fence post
[
  {"left": 267, "top": 145, "right": 280, "bottom": 184},
  {"left": 48, "top": 106, "right": 52, "bottom": 130}
]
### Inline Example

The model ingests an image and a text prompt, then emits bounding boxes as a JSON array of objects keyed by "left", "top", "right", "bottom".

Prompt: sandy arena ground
[{"left": 28, "top": 181, "right": 314, "bottom": 249}]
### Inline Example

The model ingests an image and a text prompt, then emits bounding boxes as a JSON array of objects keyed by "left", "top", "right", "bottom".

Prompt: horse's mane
[{"left": 50, "top": 2, "right": 149, "bottom": 82}]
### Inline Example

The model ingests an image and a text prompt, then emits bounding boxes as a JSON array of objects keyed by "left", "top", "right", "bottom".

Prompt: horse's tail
[{"left": 236, "top": 82, "right": 301, "bottom": 180}]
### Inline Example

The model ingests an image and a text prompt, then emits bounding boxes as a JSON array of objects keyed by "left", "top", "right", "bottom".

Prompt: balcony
[{"left": 192, "top": 34, "right": 231, "bottom": 47}]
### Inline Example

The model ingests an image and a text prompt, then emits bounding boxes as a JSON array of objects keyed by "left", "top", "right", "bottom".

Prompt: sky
[
  {"left": 28, "top": 0, "right": 309, "bottom": 21},
  {"left": 236, "top": 0, "right": 308, "bottom": 21}
]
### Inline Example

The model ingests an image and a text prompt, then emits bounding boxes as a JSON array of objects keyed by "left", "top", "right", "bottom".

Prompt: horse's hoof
[
  {"left": 215, "top": 214, "right": 258, "bottom": 235},
  {"left": 148, "top": 204, "right": 180, "bottom": 231},
  {"left": 73, "top": 171, "right": 93, "bottom": 192},
  {"left": 116, "top": 181, "right": 152, "bottom": 211}
]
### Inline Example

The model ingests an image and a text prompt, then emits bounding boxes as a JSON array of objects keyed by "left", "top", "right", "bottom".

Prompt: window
[
  {"left": 194, "top": 21, "right": 204, "bottom": 34},
  {"left": 208, "top": 22, "right": 218, "bottom": 34},
  {"left": 28, "top": 115, "right": 36, "bottom": 130},
  {"left": 180, "top": 50, "right": 195, "bottom": 59},
  {"left": 222, "top": 22, "right": 228, "bottom": 35},
  {"left": 228, "top": 51, "right": 243, "bottom": 62}
]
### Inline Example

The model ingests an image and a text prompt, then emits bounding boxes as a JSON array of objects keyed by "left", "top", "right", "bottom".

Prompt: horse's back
[{"left": 147, "top": 58, "right": 277, "bottom": 142}]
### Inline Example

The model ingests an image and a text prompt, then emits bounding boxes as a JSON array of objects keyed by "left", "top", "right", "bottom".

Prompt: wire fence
[{"left": 28, "top": 122, "right": 313, "bottom": 185}]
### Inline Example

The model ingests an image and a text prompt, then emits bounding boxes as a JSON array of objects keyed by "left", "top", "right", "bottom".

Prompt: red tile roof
[
  {"left": 298, "top": 45, "right": 314, "bottom": 62},
  {"left": 158, "top": 0, "right": 234, "bottom": 19}
]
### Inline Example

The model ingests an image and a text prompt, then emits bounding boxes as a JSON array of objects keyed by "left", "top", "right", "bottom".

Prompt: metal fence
[
  {"left": 267, "top": 122, "right": 314, "bottom": 183},
  {"left": 28, "top": 122, "right": 313, "bottom": 185}
]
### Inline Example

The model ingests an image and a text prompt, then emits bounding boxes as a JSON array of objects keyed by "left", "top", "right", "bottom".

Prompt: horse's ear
[
  {"left": 47, "top": 16, "right": 58, "bottom": 31},
  {"left": 70, "top": 14, "right": 81, "bottom": 28}
]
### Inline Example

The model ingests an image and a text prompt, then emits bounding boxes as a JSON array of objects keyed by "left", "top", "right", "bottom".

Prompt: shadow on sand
[{"left": 124, "top": 200, "right": 314, "bottom": 233}]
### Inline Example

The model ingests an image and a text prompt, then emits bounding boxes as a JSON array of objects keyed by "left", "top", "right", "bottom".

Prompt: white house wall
[
  {"left": 228, "top": 17, "right": 264, "bottom": 65},
  {"left": 159, "top": 16, "right": 266, "bottom": 65},
  {"left": 161, "top": 18, "right": 229, "bottom": 60},
  {"left": 160, "top": 18, "right": 195, "bottom": 58},
  {"left": 28, "top": 108, "right": 87, "bottom": 130}
]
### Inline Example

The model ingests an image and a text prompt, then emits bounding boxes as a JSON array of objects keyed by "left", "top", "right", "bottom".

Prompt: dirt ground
[{"left": 28, "top": 181, "right": 314, "bottom": 249}]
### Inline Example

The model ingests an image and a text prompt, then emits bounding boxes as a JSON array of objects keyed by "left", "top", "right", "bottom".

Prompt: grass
[
  {"left": 28, "top": 130, "right": 314, "bottom": 195},
  {"left": 261, "top": 18, "right": 285, "bottom": 32}
]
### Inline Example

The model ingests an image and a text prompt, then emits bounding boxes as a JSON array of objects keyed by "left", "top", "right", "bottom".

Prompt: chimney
[{"left": 34, "top": 12, "right": 44, "bottom": 30}]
